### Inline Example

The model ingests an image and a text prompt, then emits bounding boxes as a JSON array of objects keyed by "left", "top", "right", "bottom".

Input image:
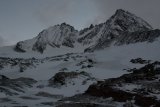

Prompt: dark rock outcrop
[
  {"left": 130, "top": 58, "right": 150, "bottom": 64},
  {"left": 0, "top": 75, "right": 37, "bottom": 95},
  {"left": 0, "top": 57, "right": 39, "bottom": 72},
  {"left": 49, "top": 71, "right": 92, "bottom": 86},
  {"left": 85, "top": 61, "right": 160, "bottom": 107}
]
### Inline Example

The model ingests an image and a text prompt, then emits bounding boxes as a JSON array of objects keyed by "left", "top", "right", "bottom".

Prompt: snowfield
[{"left": 0, "top": 37, "right": 160, "bottom": 106}]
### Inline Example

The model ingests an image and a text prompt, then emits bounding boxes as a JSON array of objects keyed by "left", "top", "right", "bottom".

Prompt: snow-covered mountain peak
[
  {"left": 15, "top": 23, "right": 78, "bottom": 53},
  {"left": 36, "top": 22, "right": 78, "bottom": 41},
  {"left": 83, "top": 9, "right": 156, "bottom": 52},
  {"left": 106, "top": 9, "right": 153, "bottom": 32},
  {"left": 47, "top": 22, "right": 76, "bottom": 32},
  {"left": 114, "top": 9, "right": 131, "bottom": 16}
]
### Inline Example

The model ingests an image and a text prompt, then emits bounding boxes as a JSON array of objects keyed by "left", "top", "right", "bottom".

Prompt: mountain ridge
[{"left": 13, "top": 9, "right": 159, "bottom": 53}]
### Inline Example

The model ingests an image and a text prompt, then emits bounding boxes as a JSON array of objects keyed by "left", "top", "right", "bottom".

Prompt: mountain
[
  {"left": 13, "top": 9, "right": 160, "bottom": 54},
  {"left": 79, "top": 9, "right": 152, "bottom": 45},
  {"left": 15, "top": 23, "right": 78, "bottom": 53},
  {"left": 82, "top": 9, "right": 154, "bottom": 52},
  {"left": 1, "top": 9, "right": 160, "bottom": 106}
]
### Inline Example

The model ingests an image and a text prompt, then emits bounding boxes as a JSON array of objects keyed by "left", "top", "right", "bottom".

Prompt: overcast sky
[{"left": 0, "top": 0, "right": 160, "bottom": 46}]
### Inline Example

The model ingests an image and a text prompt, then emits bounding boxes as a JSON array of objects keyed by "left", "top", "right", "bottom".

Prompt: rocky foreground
[
  {"left": 0, "top": 54, "right": 160, "bottom": 107},
  {"left": 55, "top": 60, "right": 160, "bottom": 107}
]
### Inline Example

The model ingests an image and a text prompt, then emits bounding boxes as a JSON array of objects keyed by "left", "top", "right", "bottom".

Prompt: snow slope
[
  {"left": 1, "top": 37, "right": 160, "bottom": 82},
  {"left": 0, "top": 37, "right": 160, "bottom": 106}
]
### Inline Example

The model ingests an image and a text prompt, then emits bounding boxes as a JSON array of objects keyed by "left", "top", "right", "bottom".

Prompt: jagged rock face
[
  {"left": 85, "top": 29, "right": 160, "bottom": 52},
  {"left": 115, "top": 29, "right": 160, "bottom": 45},
  {"left": 84, "top": 9, "right": 153, "bottom": 52},
  {"left": 108, "top": 9, "right": 152, "bottom": 32},
  {"left": 15, "top": 23, "right": 78, "bottom": 53},
  {"left": 78, "top": 24, "right": 104, "bottom": 46},
  {"left": 80, "top": 9, "right": 152, "bottom": 47}
]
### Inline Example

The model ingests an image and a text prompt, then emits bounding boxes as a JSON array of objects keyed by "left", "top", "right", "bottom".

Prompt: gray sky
[{"left": 0, "top": 0, "right": 160, "bottom": 46}]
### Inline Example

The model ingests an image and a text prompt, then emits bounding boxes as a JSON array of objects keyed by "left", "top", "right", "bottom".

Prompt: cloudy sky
[{"left": 0, "top": 0, "right": 160, "bottom": 46}]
